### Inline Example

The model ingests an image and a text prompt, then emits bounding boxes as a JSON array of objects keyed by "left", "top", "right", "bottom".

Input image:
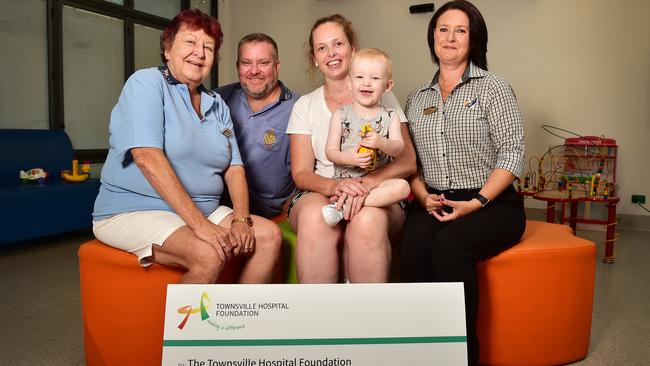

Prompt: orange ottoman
[
  {"left": 78, "top": 239, "right": 243, "bottom": 366},
  {"left": 477, "top": 220, "right": 596, "bottom": 366}
]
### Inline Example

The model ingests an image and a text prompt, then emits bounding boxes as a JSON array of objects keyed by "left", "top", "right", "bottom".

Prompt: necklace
[{"left": 325, "top": 85, "right": 351, "bottom": 108}]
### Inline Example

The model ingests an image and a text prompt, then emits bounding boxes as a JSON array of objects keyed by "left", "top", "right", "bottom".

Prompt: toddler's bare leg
[{"left": 364, "top": 178, "right": 411, "bottom": 208}]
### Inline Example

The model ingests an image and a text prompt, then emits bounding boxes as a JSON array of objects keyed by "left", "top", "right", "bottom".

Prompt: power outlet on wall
[{"left": 631, "top": 194, "right": 646, "bottom": 204}]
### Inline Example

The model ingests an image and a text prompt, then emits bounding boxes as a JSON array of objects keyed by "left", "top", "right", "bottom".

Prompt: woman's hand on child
[
  {"left": 334, "top": 191, "right": 367, "bottom": 221},
  {"left": 347, "top": 193, "right": 367, "bottom": 220},
  {"left": 334, "top": 178, "right": 367, "bottom": 198}
]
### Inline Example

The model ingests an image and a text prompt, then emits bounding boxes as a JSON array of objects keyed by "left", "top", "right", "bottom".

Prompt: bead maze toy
[
  {"left": 520, "top": 131, "right": 617, "bottom": 200},
  {"left": 518, "top": 125, "right": 619, "bottom": 263}
]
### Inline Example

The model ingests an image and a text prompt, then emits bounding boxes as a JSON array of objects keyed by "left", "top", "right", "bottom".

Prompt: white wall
[{"left": 217, "top": 0, "right": 650, "bottom": 217}]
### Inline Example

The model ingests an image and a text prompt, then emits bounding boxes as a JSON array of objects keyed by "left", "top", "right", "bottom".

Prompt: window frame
[{"left": 45, "top": 0, "right": 218, "bottom": 162}]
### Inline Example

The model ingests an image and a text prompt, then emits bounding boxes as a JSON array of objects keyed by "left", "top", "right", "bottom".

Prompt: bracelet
[{"left": 231, "top": 216, "right": 253, "bottom": 226}]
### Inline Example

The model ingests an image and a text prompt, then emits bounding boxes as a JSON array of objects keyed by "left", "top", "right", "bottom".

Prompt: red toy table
[{"left": 520, "top": 190, "right": 619, "bottom": 263}]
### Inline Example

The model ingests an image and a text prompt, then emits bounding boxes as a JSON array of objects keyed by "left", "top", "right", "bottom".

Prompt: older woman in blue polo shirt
[{"left": 92, "top": 9, "right": 281, "bottom": 284}]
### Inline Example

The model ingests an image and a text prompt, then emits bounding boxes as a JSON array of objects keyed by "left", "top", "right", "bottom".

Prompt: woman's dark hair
[
  {"left": 160, "top": 9, "right": 223, "bottom": 63},
  {"left": 427, "top": 0, "right": 488, "bottom": 70}
]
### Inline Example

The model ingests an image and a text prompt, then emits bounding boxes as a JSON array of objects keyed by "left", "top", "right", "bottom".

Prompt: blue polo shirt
[
  {"left": 93, "top": 66, "right": 242, "bottom": 220},
  {"left": 215, "top": 81, "right": 298, "bottom": 218}
]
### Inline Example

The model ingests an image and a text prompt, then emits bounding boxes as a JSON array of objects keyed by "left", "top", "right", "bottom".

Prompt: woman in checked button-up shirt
[{"left": 400, "top": 1, "right": 526, "bottom": 364}]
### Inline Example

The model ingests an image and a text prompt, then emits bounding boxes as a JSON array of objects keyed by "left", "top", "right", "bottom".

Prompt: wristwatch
[
  {"left": 475, "top": 193, "right": 490, "bottom": 208},
  {"left": 232, "top": 216, "right": 253, "bottom": 226}
]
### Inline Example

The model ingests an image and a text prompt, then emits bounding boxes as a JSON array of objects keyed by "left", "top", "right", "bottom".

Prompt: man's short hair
[{"left": 237, "top": 33, "right": 279, "bottom": 62}]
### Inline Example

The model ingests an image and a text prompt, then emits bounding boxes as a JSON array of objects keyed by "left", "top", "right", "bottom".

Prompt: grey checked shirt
[{"left": 405, "top": 63, "right": 525, "bottom": 190}]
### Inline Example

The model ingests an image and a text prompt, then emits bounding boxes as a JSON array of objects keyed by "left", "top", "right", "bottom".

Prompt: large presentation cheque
[{"left": 163, "top": 283, "right": 467, "bottom": 366}]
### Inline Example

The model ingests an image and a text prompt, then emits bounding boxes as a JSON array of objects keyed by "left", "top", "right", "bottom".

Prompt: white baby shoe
[{"left": 322, "top": 203, "right": 344, "bottom": 227}]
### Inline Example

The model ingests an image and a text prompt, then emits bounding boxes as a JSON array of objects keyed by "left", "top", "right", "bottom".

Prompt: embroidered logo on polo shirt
[{"left": 263, "top": 129, "right": 276, "bottom": 146}]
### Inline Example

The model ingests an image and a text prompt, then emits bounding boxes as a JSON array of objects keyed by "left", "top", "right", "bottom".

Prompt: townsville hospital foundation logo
[{"left": 177, "top": 292, "right": 212, "bottom": 330}]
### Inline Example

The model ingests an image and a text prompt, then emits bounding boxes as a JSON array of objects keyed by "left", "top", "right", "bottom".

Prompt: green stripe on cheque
[{"left": 164, "top": 336, "right": 466, "bottom": 347}]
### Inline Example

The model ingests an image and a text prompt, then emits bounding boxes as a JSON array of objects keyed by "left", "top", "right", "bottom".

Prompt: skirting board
[{"left": 525, "top": 208, "right": 650, "bottom": 232}]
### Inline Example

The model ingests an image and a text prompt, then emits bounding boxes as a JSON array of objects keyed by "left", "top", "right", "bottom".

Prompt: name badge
[{"left": 423, "top": 106, "right": 438, "bottom": 115}]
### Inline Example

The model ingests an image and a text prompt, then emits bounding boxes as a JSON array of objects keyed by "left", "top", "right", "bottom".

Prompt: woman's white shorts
[{"left": 92, "top": 206, "right": 233, "bottom": 267}]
